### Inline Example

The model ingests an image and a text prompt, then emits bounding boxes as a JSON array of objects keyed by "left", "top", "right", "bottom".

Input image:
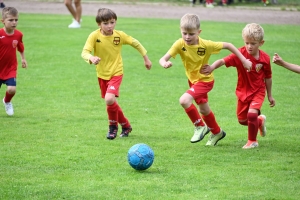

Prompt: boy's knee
[
  {"left": 199, "top": 106, "right": 210, "bottom": 115},
  {"left": 238, "top": 119, "right": 248, "bottom": 126},
  {"left": 7, "top": 87, "right": 16, "bottom": 94},
  {"left": 104, "top": 94, "right": 116, "bottom": 105},
  {"left": 179, "top": 97, "right": 191, "bottom": 108}
]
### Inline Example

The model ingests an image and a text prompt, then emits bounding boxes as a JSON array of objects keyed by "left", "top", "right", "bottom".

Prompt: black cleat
[
  {"left": 107, "top": 125, "right": 118, "bottom": 140},
  {"left": 120, "top": 126, "right": 132, "bottom": 137}
]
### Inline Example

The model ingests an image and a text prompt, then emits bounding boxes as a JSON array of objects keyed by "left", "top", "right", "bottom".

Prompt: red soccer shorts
[
  {"left": 236, "top": 90, "right": 265, "bottom": 121},
  {"left": 98, "top": 75, "right": 123, "bottom": 98},
  {"left": 186, "top": 80, "right": 214, "bottom": 105}
]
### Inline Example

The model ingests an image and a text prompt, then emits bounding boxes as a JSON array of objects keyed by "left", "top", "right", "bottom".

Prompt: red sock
[
  {"left": 107, "top": 102, "right": 118, "bottom": 126},
  {"left": 117, "top": 106, "right": 130, "bottom": 128},
  {"left": 4, "top": 91, "right": 15, "bottom": 103},
  {"left": 201, "top": 111, "right": 221, "bottom": 134},
  {"left": 247, "top": 112, "right": 258, "bottom": 141},
  {"left": 185, "top": 104, "right": 205, "bottom": 127}
]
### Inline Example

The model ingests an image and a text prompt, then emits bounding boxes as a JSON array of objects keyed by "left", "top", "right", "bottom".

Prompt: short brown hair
[{"left": 95, "top": 8, "right": 117, "bottom": 24}]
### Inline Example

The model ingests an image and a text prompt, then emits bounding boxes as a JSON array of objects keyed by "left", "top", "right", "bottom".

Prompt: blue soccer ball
[{"left": 127, "top": 143, "right": 154, "bottom": 170}]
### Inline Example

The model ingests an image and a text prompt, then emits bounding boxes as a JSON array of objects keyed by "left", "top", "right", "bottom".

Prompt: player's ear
[
  {"left": 260, "top": 40, "right": 265, "bottom": 46},
  {"left": 198, "top": 29, "right": 202, "bottom": 35}
]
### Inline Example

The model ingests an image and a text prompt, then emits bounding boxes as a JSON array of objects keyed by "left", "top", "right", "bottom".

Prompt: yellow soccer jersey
[
  {"left": 168, "top": 38, "right": 223, "bottom": 84},
  {"left": 82, "top": 29, "right": 147, "bottom": 80}
]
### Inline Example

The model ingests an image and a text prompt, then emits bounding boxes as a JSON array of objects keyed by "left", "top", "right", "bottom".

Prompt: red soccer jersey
[
  {"left": 224, "top": 46, "right": 272, "bottom": 102},
  {"left": 0, "top": 28, "right": 24, "bottom": 80}
]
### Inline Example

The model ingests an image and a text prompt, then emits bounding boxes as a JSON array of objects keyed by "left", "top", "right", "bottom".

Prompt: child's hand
[
  {"left": 145, "top": 60, "right": 152, "bottom": 70},
  {"left": 21, "top": 59, "right": 27, "bottom": 68},
  {"left": 200, "top": 64, "right": 212, "bottom": 75},
  {"left": 243, "top": 59, "right": 252, "bottom": 72},
  {"left": 272, "top": 53, "right": 283, "bottom": 66},
  {"left": 89, "top": 56, "right": 101, "bottom": 65},
  {"left": 144, "top": 55, "right": 152, "bottom": 70},
  {"left": 162, "top": 61, "right": 172, "bottom": 69},
  {"left": 268, "top": 96, "right": 275, "bottom": 107}
]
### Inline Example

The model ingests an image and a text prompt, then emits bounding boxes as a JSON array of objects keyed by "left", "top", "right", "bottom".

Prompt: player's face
[
  {"left": 1, "top": 14, "right": 18, "bottom": 34},
  {"left": 181, "top": 28, "right": 201, "bottom": 45},
  {"left": 243, "top": 37, "right": 264, "bottom": 57},
  {"left": 99, "top": 19, "right": 116, "bottom": 36}
]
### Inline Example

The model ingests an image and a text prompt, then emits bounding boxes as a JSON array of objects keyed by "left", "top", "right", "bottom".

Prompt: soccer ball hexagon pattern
[{"left": 127, "top": 143, "right": 154, "bottom": 170}]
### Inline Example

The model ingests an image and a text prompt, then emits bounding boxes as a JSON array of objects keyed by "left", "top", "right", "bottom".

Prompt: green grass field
[{"left": 0, "top": 13, "right": 300, "bottom": 199}]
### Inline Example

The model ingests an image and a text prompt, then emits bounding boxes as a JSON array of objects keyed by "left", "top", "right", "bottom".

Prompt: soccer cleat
[
  {"left": 258, "top": 115, "right": 267, "bottom": 137},
  {"left": 68, "top": 20, "right": 81, "bottom": 28},
  {"left": 242, "top": 141, "right": 259, "bottom": 149},
  {"left": 107, "top": 125, "right": 118, "bottom": 140},
  {"left": 190, "top": 125, "right": 210, "bottom": 143},
  {"left": 120, "top": 126, "right": 132, "bottom": 137},
  {"left": 205, "top": 129, "right": 226, "bottom": 146},
  {"left": 3, "top": 98, "right": 14, "bottom": 116}
]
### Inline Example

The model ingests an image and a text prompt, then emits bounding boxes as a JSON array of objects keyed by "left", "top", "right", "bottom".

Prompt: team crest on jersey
[
  {"left": 181, "top": 47, "right": 187, "bottom": 52},
  {"left": 113, "top": 37, "right": 120, "bottom": 45},
  {"left": 12, "top": 40, "right": 18, "bottom": 48},
  {"left": 197, "top": 48, "right": 205, "bottom": 56},
  {"left": 255, "top": 64, "right": 263, "bottom": 72}
]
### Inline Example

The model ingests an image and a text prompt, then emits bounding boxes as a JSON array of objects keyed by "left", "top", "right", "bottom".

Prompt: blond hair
[
  {"left": 180, "top": 13, "right": 200, "bottom": 31},
  {"left": 242, "top": 23, "right": 264, "bottom": 41},
  {"left": 2, "top": 7, "right": 18, "bottom": 19}
]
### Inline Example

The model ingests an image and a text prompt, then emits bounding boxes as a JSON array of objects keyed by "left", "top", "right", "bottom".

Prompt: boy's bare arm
[
  {"left": 273, "top": 53, "right": 300, "bottom": 74},
  {"left": 265, "top": 78, "right": 275, "bottom": 107},
  {"left": 19, "top": 52, "right": 27, "bottom": 68},
  {"left": 223, "top": 42, "right": 252, "bottom": 71},
  {"left": 200, "top": 59, "right": 225, "bottom": 75},
  {"left": 143, "top": 55, "right": 152, "bottom": 70},
  {"left": 159, "top": 53, "right": 173, "bottom": 69}
]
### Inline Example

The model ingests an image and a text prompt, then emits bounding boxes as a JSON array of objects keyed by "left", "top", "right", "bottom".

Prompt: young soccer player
[
  {"left": 81, "top": 8, "right": 152, "bottom": 140},
  {"left": 159, "top": 13, "right": 252, "bottom": 146},
  {"left": 273, "top": 53, "right": 300, "bottom": 74},
  {"left": 201, "top": 23, "right": 275, "bottom": 149},
  {"left": 0, "top": 7, "right": 27, "bottom": 116}
]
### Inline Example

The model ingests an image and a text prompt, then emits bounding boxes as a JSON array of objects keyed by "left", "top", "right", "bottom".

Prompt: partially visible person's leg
[
  {"left": 64, "top": 0, "right": 76, "bottom": 20},
  {"left": 64, "top": 0, "right": 81, "bottom": 28},
  {"left": 0, "top": 0, "right": 5, "bottom": 8},
  {"left": 73, "top": 0, "right": 82, "bottom": 23},
  {"left": 3, "top": 83, "right": 16, "bottom": 116}
]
